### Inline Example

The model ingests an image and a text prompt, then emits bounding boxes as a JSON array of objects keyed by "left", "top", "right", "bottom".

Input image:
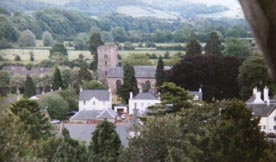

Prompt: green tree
[
  {"left": 0, "top": 71, "right": 10, "bottom": 87},
  {"left": 148, "top": 82, "right": 191, "bottom": 115},
  {"left": 0, "top": 100, "right": 38, "bottom": 161},
  {"left": 24, "top": 75, "right": 36, "bottom": 98},
  {"left": 122, "top": 53, "right": 152, "bottom": 66},
  {"left": 122, "top": 116, "right": 181, "bottom": 162},
  {"left": 111, "top": 27, "right": 128, "bottom": 42},
  {"left": 74, "top": 33, "right": 89, "bottom": 50},
  {"left": 10, "top": 99, "right": 52, "bottom": 140},
  {"left": 88, "top": 120, "right": 121, "bottom": 162},
  {"left": 30, "top": 52, "right": 34, "bottom": 61},
  {"left": 155, "top": 56, "right": 165, "bottom": 89},
  {"left": 210, "top": 101, "right": 268, "bottom": 162},
  {"left": 59, "top": 86, "right": 78, "bottom": 112},
  {"left": 52, "top": 68, "right": 64, "bottom": 90},
  {"left": 39, "top": 94, "right": 69, "bottom": 120},
  {"left": 82, "top": 80, "right": 106, "bottom": 90},
  {"left": 50, "top": 43, "right": 68, "bottom": 56},
  {"left": 18, "top": 30, "right": 36, "bottom": 47},
  {"left": 78, "top": 66, "right": 93, "bottom": 81},
  {"left": 14, "top": 55, "right": 21, "bottom": 61},
  {"left": 205, "top": 32, "right": 222, "bottom": 55},
  {"left": 42, "top": 31, "right": 54, "bottom": 46},
  {"left": 52, "top": 128, "right": 88, "bottom": 162},
  {"left": 238, "top": 54, "right": 276, "bottom": 100},
  {"left": 88, "top": 32, "right": 104, "bottom": 70},
  {"left": 118, "top": 64, "right": 138, "bottom": 103},
  {"left": 186, "top": 38, "right": 202, "bottom": 56},
  {"left": 224, "top": 37, "right": 250, "bottom": 59},
  {"left": 39, "top": 137, "right": 63, "bottom": 162}
]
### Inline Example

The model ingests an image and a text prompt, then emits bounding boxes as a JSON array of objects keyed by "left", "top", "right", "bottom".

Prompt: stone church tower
[{"left": 97, "top": 45, "right": 118, "bottom": 82}]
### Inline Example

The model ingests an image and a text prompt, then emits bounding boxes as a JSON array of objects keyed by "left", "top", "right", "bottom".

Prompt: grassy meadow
[{"left": 0, "top": 41, "right": 187, "bottom": 66}]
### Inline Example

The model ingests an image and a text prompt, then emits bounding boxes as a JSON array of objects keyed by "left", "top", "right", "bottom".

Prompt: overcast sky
[{"left": 186, "top": 0, "right": 240, "bottom": 7}]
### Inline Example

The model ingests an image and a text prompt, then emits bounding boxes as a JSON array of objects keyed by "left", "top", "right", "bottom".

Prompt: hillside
[{"left": 0, "top": 0, "right": 243, "bottom": 19}]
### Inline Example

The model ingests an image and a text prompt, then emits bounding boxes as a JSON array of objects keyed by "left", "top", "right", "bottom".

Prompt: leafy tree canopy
[
  {"left": 238, "top": 54, "right": 276, "bottom": 100},
  {"left": 167, "top": 55, "right": 241, "bottom": 101},
  {"left": 89, "top": 120, "right": 121, "bottom": 162},
  {"left": 39, "top": 94, "right": 69, "bottom": 120},
  {"left": 224, "top": 37, "right": 250, "bottom": 60}
]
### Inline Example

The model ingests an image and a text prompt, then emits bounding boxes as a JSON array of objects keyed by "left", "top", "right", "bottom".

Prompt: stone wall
[
  {"left": 97, "top": 45, "right": 118, "bottom": 82},
  {"left": 106, "top": 77, "right": 156, "bottom": 94}
]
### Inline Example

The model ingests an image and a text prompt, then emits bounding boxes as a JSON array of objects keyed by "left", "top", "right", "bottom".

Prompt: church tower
[{"left": 97, "top": 45, "right": 118, "bottom": 82}]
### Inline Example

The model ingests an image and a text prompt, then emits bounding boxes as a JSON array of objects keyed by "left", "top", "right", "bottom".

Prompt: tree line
[{"left": 0, "top": 8, "right": 251, "bottom": 49}]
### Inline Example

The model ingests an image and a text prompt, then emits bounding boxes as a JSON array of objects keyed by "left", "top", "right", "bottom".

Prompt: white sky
[{"left": 185, "top": 0, "right": 240, "bottom": 8}]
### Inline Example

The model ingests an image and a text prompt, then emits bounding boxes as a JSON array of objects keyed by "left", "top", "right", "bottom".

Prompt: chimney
[
  {"left": 254, "top": 91, "right": 264, "bottom": 104},
  {"left": 199, "top": 88, "right": 202, "bottom": 93},
  {"left": 253, "top": 87, "right": 258, "bottom": 95},
  {"left": 263, "top": 86, "right": 270, "bottom": 105},
  {"left": 130, "top": 92, "right": 133, "bottom": 99}
]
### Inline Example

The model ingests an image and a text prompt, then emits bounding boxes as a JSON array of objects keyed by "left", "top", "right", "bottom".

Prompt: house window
[
  {"left": 263, "top": 125, "right": 266, "bottom": 129},
  {"left": 83, "top": 101, "right": 86, "bottom": 105},
  {"left": 105, "top": 61, "right": 107, "bottom": 65},
  {"left": 93, "top": 101, "right": 95, "bottom": 105},
  {"left": 134, "top": 102, "right": 137, "bottom": 108},
  {"left": 274, "top": 126, "right": 276, "bottom": 130},
  {"left": 274, "top": 116, "right": 276, "bottom": 121}
]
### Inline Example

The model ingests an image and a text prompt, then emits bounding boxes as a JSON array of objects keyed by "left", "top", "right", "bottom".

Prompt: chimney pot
[
  {"left": 130, "top": 92, "right": 133, "bottom": 99},
  {"left": 253, "top": 87, "right": 258, "bottom": 95},
  {"left": 263, "top": 86, "right": 270, "bottom": 105}
]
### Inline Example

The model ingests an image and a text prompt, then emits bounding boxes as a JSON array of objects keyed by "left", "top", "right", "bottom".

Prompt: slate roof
[
  {"left": 107, "top": 66, "right": 171, "bottom": 78},
  {"left": 2, "top": 66, "right": 52, "bottom": 77},
  {"left": 247, "top": 104, "right": 276, "bottom": 117},
  {"left": 79, "top": 90, "right": 110, "bottom": 101},
  {"left": 70, "top": 110, "right": 102, "bottom": 121},
  {"left": 64, "top": 124, "right": 129, "bottom": 146},
  {"left": 132, "top": 92, "right": 158, "bottom": 100},
  {"left": 189, "top": 91, "right": 203, "bottom": 100},
  {"left": 246, "top": 95, "right": 256, "bottom": 104},
  {"left": 97, "top": 109, "right": 117, "bottom": 119},
  {"left": 70, "top": 109, "right": 117, "bottom": 121}
]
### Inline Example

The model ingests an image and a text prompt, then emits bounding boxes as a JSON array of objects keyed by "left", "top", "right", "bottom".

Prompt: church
[{"left": 97, "top": 45, "right": 170, "bottom": 94}]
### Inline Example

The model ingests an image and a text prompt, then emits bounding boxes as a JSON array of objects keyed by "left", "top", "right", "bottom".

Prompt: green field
[
  {"left": 1, "top": 47, "right": 184, "bottom": 60},
  {"left": 0, "top": 48, "right": 93, "bottom": 64},
  {"left": 119, "top": 50, "right": 184, "bottom": 58}
]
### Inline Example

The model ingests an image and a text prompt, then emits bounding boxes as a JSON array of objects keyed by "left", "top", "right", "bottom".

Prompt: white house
[
  {"left": 128, "top": 92, "right": 161, "bottom": 115},
  {"left": 189, "top": 88, "right": 203, "bottom": 101},
  {"left": 70, "top": 89, "right": 117, "bottom": 123},
  {"left": 78, "top": 89, "right": 112, "bottom": 111},
  {"left": 246, "top": 86, "right": 276, "bottom": 134}
]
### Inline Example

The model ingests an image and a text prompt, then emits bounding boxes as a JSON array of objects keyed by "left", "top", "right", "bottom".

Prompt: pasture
[{"left": 0, "top": 48, "right": 93, "bottom": 64}]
